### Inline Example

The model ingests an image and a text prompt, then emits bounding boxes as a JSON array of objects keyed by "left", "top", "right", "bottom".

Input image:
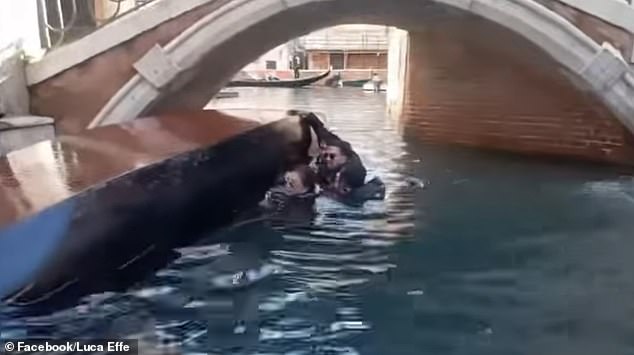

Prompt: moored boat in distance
[
  {"left": 342, "top": 79, "right": 370, "bottom": 87},
  {"left": 362, "top": 81, "right": 387, "bottom": 92},
  {"left": 227, "top": 69, "right": 331, "bottom": 88}
]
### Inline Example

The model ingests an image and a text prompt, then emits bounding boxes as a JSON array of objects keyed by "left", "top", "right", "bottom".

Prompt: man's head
[
  {"left": 320, "top": 140, "right": 353, "bottom": 172},
  {"left": 320, "top": 145, "right": 347, "bottom": 171},
  {"left": 282, "top": 165, "right": 317, "bottom": 195},
  {"left": 334, "top": 158, "right": 366, "bottom": 193}
]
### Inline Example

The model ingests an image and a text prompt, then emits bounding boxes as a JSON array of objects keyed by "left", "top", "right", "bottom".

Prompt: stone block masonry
[{"left": 0, "top": 44, "right": 29, "bottom": 117}]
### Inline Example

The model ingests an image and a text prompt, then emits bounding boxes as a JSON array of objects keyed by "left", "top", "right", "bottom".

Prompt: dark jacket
[{"left": 301, "top": 113, "right": 367, "bottom": 188}]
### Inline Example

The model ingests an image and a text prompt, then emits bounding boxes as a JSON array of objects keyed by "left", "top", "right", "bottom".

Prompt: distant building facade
[
  {"left": 239, "top": 25, "right": 389, "bottom": 81},
  {"left": 241, "top": 43, "right": 292, "bottom": 72},
  {"left": 300, "top": 24, "right": 388, "bottom": 72}
]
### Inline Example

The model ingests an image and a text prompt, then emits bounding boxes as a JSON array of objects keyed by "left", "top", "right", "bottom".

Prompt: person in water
[
  {"left": 230, "top": 165, "right": 317, "bottom": 230},
  {"left": 261, "top": 164, "right": 318, "bottom": 214},
  {"left": 371, "top": 72, "right": 382, "bottom": 92},
  {"left": 300, "top": 112, "right": 367, "bottom": 195}
]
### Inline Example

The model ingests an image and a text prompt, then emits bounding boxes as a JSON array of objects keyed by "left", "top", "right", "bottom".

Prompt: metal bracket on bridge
[
  {"left": 579, "top": 43, "right": 628, "bottom": 93},
  {"left": 133, "top": 44, "right": 181, "bottom": 90}
]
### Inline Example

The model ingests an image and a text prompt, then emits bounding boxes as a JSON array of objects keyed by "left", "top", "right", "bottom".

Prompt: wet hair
[
  {"left": 326, "top": 140, "right": 355, "bottom": 159},
  {"left": 293, "top": 165, "right": 317, "bottom": 193}
]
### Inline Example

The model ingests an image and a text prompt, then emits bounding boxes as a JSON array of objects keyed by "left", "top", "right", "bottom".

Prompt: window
[
  {"left": 329, "top": 53, "right": 345, "bottom": 70},
  {"left": 265, "top": 60, "right": 277, "bottom": 70}
]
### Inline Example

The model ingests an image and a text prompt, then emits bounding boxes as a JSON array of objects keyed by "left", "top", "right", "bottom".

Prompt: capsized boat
[{"left": 0, "top": 110, "right": 317, "bottom": 311}]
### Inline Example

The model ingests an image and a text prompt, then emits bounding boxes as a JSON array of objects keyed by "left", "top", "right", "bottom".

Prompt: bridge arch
[{"left": 87, "top": 0, "right": 634, "bottom": 131}]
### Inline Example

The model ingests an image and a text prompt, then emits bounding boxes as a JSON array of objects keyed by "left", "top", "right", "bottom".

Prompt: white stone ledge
[
  {"left": 0, "top": 116, "right": 54, "bottom": 130},
  {"left": 25, "top": 0, "right": 214, "bottom": 85},
  {"left": 133, "top": 44, "right": 181, "bottom": 89},
  {"left": 0, "top": 116, "right": 55, "bottom": 156},
  {"left": 23, "top": 0, "right": 634, "bottom": 87},
  {"left": 90, "top": 0, "right": 288, "bottom": 127},
  {"left": 556, "top": 0, "right": 634, "bottom": 34}
]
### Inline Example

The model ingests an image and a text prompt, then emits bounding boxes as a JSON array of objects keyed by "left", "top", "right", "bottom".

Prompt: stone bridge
[{"left": 22, "top": 0, "right": 634, "bottom": 164}]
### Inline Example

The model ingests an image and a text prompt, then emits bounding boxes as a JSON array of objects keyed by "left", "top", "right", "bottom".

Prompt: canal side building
[
  {"left": 237, "top": 24, "right": 389, "bottom": 83},
  {"left": 301, "top": 24, "right": 388, "bottom": 82}
]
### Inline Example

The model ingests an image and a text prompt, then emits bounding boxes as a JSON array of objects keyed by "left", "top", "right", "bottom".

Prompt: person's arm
[{"left": 300, "top": 112, "right": 344, "bottom": 147}]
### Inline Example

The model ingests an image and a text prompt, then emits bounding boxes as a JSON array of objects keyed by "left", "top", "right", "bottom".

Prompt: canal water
[{"left": 3, "top": 87, "right": 634, "bottom": 354}]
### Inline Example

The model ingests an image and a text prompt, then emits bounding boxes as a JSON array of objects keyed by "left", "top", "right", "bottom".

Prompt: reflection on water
[{"left": 3, "top": 87, "right": 634, "bottom": 354}]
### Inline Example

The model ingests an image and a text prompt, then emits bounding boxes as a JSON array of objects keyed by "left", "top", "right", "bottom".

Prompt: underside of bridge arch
[
  {"left": 29, "top": 0, "right": 634, "bottom": 164},
  {"left": 401, "top": 17, "right": 634, "bottom": 164}
]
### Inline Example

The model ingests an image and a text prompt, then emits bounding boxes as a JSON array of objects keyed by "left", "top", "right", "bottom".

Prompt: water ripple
[
  {"left": 12, "top": 88, "right": 633, "bottom": 354},
  {"left": 0, "top": 88, "right": 416, "bottom": 354}
]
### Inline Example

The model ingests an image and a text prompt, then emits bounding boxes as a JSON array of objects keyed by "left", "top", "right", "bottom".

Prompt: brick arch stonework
[{"left": 29, "top": 0, "right": 634, "bottom": 163}]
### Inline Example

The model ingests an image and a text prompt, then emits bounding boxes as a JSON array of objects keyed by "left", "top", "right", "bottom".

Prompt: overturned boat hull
[{"left": 0, "top": 110, "right": 315, "bottom": 310}]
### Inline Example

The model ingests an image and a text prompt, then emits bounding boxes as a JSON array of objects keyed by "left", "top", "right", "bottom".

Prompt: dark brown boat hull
[{"left": 0, "top": 111, "right": 315, "bottom": 311}]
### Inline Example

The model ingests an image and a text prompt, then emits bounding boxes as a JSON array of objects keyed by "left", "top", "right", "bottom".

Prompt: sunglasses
[{"left": 321, "top": 153, "right": 337, "bottom": 160}]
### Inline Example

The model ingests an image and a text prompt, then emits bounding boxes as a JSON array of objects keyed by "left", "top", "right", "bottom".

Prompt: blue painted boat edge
[{"left": 0, "top": 199, "right": 76, "bottom": 301}]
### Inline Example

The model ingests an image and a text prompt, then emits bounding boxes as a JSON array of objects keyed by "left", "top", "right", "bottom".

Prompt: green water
[{"left": 2, "top": 87, "right": 634, "bottom": 355}]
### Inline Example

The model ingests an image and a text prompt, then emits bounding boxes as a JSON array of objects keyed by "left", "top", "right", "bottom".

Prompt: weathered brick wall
[
  {"left": 401, "top": 18, "right": 634, "bottom": 165},
  {"left": 308, "top": 51, "right": 388, "bottom": 70},
  {"left": 346, "top": 52, "right": 387, "bottom": 69},
  {"left": 331, "top": 69, "right": 386, "bottom": 82},
  {"left": 308, "top": 52, "right": 330, "bottom": 69}
]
